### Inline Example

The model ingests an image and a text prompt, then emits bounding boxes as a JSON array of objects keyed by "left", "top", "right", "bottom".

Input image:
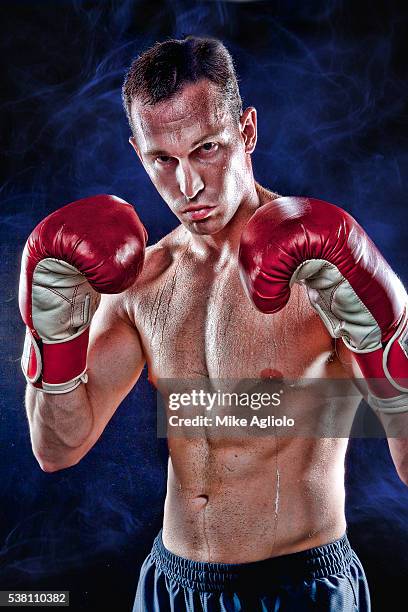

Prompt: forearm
[
  {"left": 25, "top": 383, "right": 94, "bottom": 471},
  {"left": 335, "top": 341, "right": 408, "bottom": 486}
]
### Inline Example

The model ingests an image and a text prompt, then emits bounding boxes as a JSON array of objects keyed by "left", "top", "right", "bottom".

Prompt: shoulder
[
  {"left": 140, "top": 224, "right": 190, "bottom": 281},
  {"left": 254, "top": 181, "right": 281, "bottom": 205},
  {"left": 119, "top": 223, "right": 189, "bottom": 315}
]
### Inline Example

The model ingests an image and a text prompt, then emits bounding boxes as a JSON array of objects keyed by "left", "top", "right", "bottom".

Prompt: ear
[
  {"left": 129, "top": 136, "right": 142, "bottom": 162},
  {"left": 239, "top": 107, "right": 257, "bottom": 154}
]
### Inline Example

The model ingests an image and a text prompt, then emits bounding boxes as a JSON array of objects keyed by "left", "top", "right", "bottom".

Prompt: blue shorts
[{"left": 133, "top": 530, "right": 370, "bottom": 611}]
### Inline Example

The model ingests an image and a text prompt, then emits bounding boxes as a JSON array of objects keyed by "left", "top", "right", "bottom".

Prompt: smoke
[
  {"left": 0, "top": 384, "right": 166, "bottom": 585},
  {"left": 1, "top": 0, "right": 407, "bottom": 601}
]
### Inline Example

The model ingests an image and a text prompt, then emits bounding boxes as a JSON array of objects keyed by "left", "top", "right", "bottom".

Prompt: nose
[{"left": 176, "top": 160, "right": 204, "bottom": 200}]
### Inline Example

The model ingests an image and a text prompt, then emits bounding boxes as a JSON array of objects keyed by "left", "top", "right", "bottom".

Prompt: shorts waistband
[{"left": 151, "top": 530, "right": 354, "bottom": 592}]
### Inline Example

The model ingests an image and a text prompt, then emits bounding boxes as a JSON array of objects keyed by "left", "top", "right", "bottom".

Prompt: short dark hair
[{"left": 122, "top": 35, "right": 243, "bottom": 133}]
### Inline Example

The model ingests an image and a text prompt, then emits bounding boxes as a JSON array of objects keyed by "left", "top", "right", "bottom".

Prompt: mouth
[{"left": 182, "top": 205, "right": 216, "bottom": 222}]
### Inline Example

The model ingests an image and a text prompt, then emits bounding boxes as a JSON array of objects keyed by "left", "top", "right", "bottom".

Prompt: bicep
[{"left": 85, "top": 293, "right": 146, "bottom": 440}]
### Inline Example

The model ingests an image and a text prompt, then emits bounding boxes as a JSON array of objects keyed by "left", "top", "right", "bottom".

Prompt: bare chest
[{"left": 131, "top": 257, "right": 332, "bottom": 383}]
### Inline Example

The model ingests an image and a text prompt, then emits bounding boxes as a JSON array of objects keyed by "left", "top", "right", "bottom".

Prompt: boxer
[{"left": 20, "top": 36, "right": 407, "bottom": 611}]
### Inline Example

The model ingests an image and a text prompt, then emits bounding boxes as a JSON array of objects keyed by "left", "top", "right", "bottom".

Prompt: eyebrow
[{"left": 144, "top": 132, "right": 223, "bottom": 157}]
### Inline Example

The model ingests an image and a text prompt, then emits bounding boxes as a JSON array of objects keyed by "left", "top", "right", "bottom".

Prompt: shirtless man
[{"left": 19, "top": 36, "right": 408, "bottom": 611}]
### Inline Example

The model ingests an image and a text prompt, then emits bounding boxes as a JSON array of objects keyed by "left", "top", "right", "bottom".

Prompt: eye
[
  {"left": 156, "top": 155, "right": 173, "bottom": 164},
  {"left": 200, "top": 142, "right": 218, "bottom": 153}
]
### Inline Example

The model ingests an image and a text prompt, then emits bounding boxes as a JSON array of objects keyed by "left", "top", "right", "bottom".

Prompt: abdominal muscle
[
  {"left": 130, "top": 216, "right": 354, "bottom": 563},
  {"left": 162, "top": 434, "right": 349, "bottom": 563}
]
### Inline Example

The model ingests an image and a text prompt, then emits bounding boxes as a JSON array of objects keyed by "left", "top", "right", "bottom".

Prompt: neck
[{"left": 187, "top": 181, "right": 277, "bottom": 262}]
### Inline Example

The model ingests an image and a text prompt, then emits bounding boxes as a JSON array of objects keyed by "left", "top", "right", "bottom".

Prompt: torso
[{"left": 124, "top": 198, "right": 360, "bottom": 563}]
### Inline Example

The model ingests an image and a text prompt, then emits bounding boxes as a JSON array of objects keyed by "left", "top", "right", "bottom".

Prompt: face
[{"left": 129, "top": 79, "right": 257, "bottom": 235}]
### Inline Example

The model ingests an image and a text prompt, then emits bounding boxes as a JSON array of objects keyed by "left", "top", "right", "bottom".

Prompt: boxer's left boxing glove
[
  {"left": 239, "top": 197, "right": 408, "bottom": 413},
  {"left": 19, "top": 194, "right": 147, "bottom": 393}
]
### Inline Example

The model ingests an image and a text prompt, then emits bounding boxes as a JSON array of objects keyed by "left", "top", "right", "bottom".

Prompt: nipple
[{"left": 260, "top": 368, "right": 283, "bottom": 380}]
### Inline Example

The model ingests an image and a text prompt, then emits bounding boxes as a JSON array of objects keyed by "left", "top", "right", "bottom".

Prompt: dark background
[{"left": 1, "top": 1, "right": 408, "bottom": 610}]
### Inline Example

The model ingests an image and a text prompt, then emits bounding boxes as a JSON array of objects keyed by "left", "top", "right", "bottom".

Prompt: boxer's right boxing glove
[{"left": 19, "top": 194, "right": 148, "bottom": 394}]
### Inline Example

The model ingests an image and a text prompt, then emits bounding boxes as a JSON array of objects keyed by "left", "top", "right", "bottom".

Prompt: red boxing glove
[
  {"left": 239, "top": 197, "right": 408, "bottom": 413},
  {"left": 19, "top": 194, "right": 147, "bottom": 394}
]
